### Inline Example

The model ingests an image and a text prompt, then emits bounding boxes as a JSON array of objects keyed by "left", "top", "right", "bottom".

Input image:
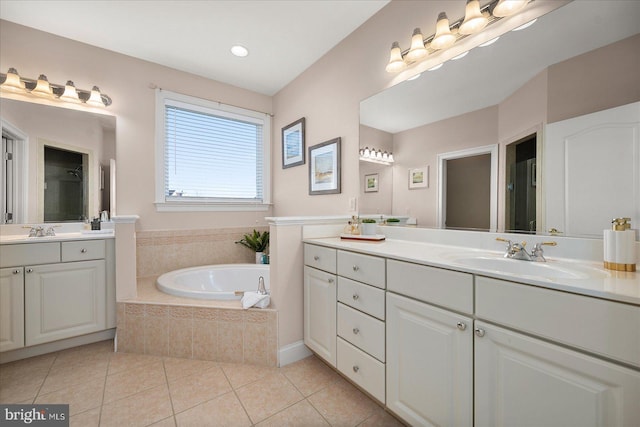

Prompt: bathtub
[{"left": 156, "top": 264, "right": 270, "bottom": 300}]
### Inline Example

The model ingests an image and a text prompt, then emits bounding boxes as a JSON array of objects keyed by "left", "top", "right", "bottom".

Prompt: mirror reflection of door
[
  {"left": 43, "top": 146, "right": 87, "bottom": 222},
  {"left": 445, "top": 154, "right": 492, "bottom": 231},
  {"left": 505, "top": 134, "right": 537, "bottom": 233}
]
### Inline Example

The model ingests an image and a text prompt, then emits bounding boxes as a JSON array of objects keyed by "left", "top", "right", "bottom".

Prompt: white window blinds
[{"left": 163, "top": 100, "right": 265, "bottom": 203}]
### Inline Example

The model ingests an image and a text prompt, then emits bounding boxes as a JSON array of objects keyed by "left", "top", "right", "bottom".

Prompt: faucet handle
[
  {"left": 536, "top": 241, "right": 557, "bottom": 247},
  {"left": 495, "top": 237, "right": 512, "bottom": 244}
]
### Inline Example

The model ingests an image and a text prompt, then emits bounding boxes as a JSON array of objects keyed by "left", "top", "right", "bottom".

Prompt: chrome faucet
[
  {"left": 257, "top": 276, "right": 267, "bottom": 295},
  {"left": 23, "top": 225, "right": 57, "bottom": 237},
  {"left": 496, "top": 238, "right": 556, "bottom": 262}
]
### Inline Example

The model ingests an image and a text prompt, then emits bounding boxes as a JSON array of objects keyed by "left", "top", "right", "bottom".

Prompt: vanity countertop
[
  {"left": 0, "top": 230, "right": 115, "bottom": 245},
  {"left": 304, "top": 237, "right": 640, "bottom": 306}
]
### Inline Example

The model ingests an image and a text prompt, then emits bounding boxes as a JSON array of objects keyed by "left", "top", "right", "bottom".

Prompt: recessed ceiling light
[
  {"left": 230, "top": 45, "right": 249, "bottom": 57},
  {"left": 479, "top": 37, "right": 500, "bottom": 47},
  {"left": 512, "top": 18, "right": 537, "bottom": 31},
  {"left": 407, "top": 73, "right": 422, "bottom": 81},
  {"left": 428, "top": 63, "right": 443, "bottom": 71},
  {"left": 451, "top": 51, "right": 469, "bottom": 60}
]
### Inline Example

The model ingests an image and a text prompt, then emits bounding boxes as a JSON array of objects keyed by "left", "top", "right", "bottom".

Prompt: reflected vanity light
[
  {"left": 512, "top": 18, "right": 537, "bottom": 31},
  {"left": 360, "top": 147, "right": 394, "bottom": 165},
  {"left": 451, "top": 51, "right": 469, "bottom": 60},
  {"left": 385, "top": 0, "right": 531, "bottom": 73},
  {"left": 0, "top": 68, "right": 112, "bottom": 107},
  {"left": 407, "top": 73, "right": 422, "bottom": 81},
  {"left": 428, "top": 63, "right": 444, "bottom": 71},
  {"left": 479, "top": 36, "right": 500, "bottom": 47}
]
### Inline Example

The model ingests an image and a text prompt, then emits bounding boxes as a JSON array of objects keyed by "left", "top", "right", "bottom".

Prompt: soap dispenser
[{"left": 604, "top": 218, "right": 637, "bottom": 272}]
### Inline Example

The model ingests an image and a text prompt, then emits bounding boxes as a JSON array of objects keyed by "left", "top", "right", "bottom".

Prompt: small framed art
[
  {"left": 409, "top": 166, "right": 429, "bottom": 189},
  {"left": 364, "top": 173, "right": 379, "bottom": 193},
  {"left": 282, "top": 117, "right": 305, "bottom": 168},
  {"left": 309, "top": 137, "right": 341, "bottom": 195}
]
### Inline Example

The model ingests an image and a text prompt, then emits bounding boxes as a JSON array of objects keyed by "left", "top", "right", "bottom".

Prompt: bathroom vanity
[
  {"left": 303, "top": 230, "right": 640, "bottom": 427},
  {"left": 0, "top": 232, "right": 116, "bottom": 359}
]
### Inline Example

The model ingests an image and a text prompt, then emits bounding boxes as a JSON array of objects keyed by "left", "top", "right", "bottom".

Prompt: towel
[{"left": 241, "top": 291, "right": 270, "bottom": 309}]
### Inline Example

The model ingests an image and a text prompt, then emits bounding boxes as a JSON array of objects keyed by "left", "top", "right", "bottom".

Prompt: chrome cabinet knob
[
  {"left": 81, "top": 248, "right": 87, "bottom": 253},
  {"left": 328, "top": 278, "right": 334, "bottom": 283},
  {"left": 26, "top": 268, "right": 33, "bottom": 273},
  {"left": 352, "top": 366, "right": 359, "bottom": 373},
  {"left": 353, "top": 328, "right": 360, "bottom": 335},
  {"left": 457, "top": 322, "right": 466, "bottom": 331},
  {"left": 13, "top": 269, "right": 21, "bottom": 274},
  {"left": 313, "top": 255, "right": 319, "bottom": 261},
  {"left": 474, "top": 328, "right": 485, "bottom": 337},
  {"left": 352, "top": 294, "right": 359, "bottom": 301},
  {"left": 352, "top": 265, "right": 359, "bottom": 272}
]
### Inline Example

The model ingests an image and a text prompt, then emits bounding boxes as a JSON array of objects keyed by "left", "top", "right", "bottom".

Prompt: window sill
[{"left": 154, "top": 201, "right": 271, "bottom": 212}]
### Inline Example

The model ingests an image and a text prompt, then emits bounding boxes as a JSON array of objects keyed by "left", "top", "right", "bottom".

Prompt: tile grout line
[
  {"left": 161, "top": 356, "right": 179, "bottom": 424},
  {"left": 31, "top": 353, "right": 58, "bottom": 404},
  {"left": 96, "top": 349, "right": 113, "bottom": 427},
  {"left": 219, "top": 364, "right": 256, "bottom": 426}
]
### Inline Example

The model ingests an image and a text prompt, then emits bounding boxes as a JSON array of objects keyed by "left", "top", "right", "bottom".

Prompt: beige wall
[
  {"left": 0, "top": 19, "right": 273, "bottom": 231},
  {"left": 358, "top": 125, "right": 393, "bottom": 215}
]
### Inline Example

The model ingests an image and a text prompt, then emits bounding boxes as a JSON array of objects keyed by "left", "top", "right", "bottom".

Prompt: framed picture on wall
[
  {"left": 409, "top": 166, "right": 428, "bottom": 189},
  {"left": 282, "top": 117, "right": 305, "bottom": 168},
  {"left": 364, "top": 173, "right": 379, "bottom": 193},
  {"left": 309, "top": 137, "right": 341, "bottom": 195}
]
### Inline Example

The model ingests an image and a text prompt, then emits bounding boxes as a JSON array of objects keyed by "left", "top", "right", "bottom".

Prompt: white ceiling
[{"left": 0, "top": 0, "right": 389, "bottom": 96}]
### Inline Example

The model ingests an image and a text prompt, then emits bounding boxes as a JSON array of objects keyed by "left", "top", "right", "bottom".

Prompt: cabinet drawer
[
  {"left": 338, "top": 277, "right": 385, "bottom": 320},
  {"left": 0, "top": 242, "right": 60, "bottom": 268},
  {"left": 61, "top": 240, "right": 106, "bottom": 262},
  {"left": 476, "top": 276, "right": 640, "bottom": 367},
  {"left": 337, "top": 337, "right": 385, "bottom": 403},
  {"left": 387, "top": 259, "right": 473, "bottom": 314},
  {"left": 304, "top": 244, "right": 337, "bottom": 274},
  {"left": 337, "top": 303, "right": 385, "bottom": 362},
  {"left": 337, "top": 250, "right": 385, "bottom": 288}
]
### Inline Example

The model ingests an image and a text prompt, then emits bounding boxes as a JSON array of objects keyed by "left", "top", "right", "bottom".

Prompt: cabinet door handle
[
  {"left": 81, "top": 248, "right": 87, "bottom": 253},
  {"left": 26, "top": 268, "right": 33, "bottom": 273},
  {"left": 352, "top": 265, "right": 359, "bottom": 272},
  {"left": 352, "top": 365, "right": 359, "bottom": 373},
  {"left": 353, "top": 328, "right": 360, "bottom": 335},
  {"left": 13, "top": 269, "right": 21, "bottom": 274},
  {"left": 474, "top": 328, "right": 485, "bottom": 337},
  {"left": 352, "top": 293, "right": 359, "bottom": 301},
  {"left": 457, "top": 322, "right": 467, "bottom": 331},
  {"left": 328, "top": 278, "right": 334, "bottom": 283},
  {"left": 313, "top": 255, "right": 320, "bottom": 261}
]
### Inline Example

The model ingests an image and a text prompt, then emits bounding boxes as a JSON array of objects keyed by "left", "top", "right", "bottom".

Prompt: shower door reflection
[{"left": 43, "top": 146, "right": 87, "bottom": 222}]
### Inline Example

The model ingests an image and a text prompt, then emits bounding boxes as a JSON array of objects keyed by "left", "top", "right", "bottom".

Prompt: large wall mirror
[
  {"left": 1, "top": 97, "right": 116, "bottom": 224},
  {"left": 359, "top": 1, "right": 640, "bottom": 238}
]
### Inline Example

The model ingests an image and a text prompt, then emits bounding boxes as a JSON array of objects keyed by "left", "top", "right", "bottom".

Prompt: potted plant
[
  {"left": 360, "top": 218, "right": 377, "bottom": 235},
  {"left": 386, "top": 218, "right": 400, "bottom": 226},
  {"left": 236, "top": 229, "right": 270, "bottom": 264}
]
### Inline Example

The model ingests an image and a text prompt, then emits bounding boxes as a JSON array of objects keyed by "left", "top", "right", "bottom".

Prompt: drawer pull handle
[
  {"left": 314, "top": 255, "right": 320, "bottom": 261},
  {"left": 353, "top": 328, "right": 360, "bottom": 335},
  {"left": 457, "top": 322, "right": 466, "bottom": 331},
  {"left": 81, "top": 248, "right": 87, "bottom": 253},
  {"left": 13, "top": 269, "right": 21, "bottom": 274},
  {"left": 474, "top": 328, "right": 485, "bottom": 337},
  {"left": 26, "top": 268, "right": 33, "bottom": 273},
  {"left": 352, "top": 365, "right": 359, "bottom": 373},
  {"left": 352, "top": 265, "right": 359, "bottom": 272},
  {"left": 328, "top": 278, "right": 334, "bottom": 284},
  {"left": 352, "top": 294, "right": 359, "bottom": 301}
]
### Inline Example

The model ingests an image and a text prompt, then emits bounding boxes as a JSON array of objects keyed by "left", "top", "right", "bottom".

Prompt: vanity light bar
[
  {"left": 360, "top": 147, "right": 394, "bottom": 165},
  {"left": 0, "top": 68, "right": 112, "bottom": 107},
  {"left": 386, "top": 0, "right": 533, "bottom": 73}
]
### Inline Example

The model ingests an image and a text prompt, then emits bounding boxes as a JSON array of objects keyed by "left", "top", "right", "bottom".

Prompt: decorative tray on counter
[{"left": 340, "top": 234, "right": 386, "bottom": 241}]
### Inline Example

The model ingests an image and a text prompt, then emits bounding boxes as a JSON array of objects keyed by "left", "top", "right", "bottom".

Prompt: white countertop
[
  {"left": 0, "top": 230, "right": 115, "bottom": 245},
  {"left": 304, "top": 237, "right": 640, "bottom": 306}
]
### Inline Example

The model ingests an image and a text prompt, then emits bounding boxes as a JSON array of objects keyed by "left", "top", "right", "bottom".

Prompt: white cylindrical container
[
  {"left": 606, "top": 218, "right": 637, "bottom": 272},
  {"left": 603, "top": 229, "right": 616, "bottom": 268}
]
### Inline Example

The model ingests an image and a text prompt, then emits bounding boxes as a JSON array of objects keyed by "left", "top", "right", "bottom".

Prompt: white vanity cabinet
[
  {"left": 386, "top": 260, "right": 474, "bottom": 427},
  {"left": 0, "top": 267, "right": 24, "bottom": 352},
  {"left": 0, "top": 238, "right": 115, "bottom": 353}
]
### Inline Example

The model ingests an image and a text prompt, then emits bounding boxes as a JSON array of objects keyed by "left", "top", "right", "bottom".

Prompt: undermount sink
[{"left": 448, "top": 255, "right": 606, "bottom": 280}]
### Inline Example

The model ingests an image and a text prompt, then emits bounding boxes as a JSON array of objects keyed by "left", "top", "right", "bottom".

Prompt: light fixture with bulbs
[
  {"left": 359, "top": 147, "right": 394, "bottom": 165},
  {"left": 0, "top": 68, "right": 112, "bottom": 107},
  {"left": 385, "top": 0, "right": 534, "bottom": 74}
]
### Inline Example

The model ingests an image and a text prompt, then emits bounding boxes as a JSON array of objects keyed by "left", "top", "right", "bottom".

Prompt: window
[{"left": 155, "top": 90, "right": 271, "bottom": 211}]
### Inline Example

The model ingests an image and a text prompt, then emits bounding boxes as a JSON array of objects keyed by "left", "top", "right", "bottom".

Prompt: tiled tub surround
[{"left": 136, "top": 227, "right": 268, "bottom": 278}]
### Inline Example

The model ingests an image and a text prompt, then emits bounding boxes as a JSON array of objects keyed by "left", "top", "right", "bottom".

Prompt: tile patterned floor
[{"left": 0, "top": 340, "right": 406, "bottom": 426}]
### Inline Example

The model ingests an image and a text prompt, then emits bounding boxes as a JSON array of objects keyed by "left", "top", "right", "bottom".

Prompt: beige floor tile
[
  {"left": 175, "top": 391, "right": 251, "bottom": 427},
  {"left": 219, "top": 362, "right": 278, "bottom": 389},
  {"left": 0, "top": 353, "right": 55, "bottom": 383},
  {"left": 163, "top": 357, "right": 218, "bottom": 383},
  {"left": 357, "top": 408, "right": 407, "bottom": 427},
  {"left": 282, "top": 355, "right": 341, "bottom": 397},
  {"left": 100, "top": 384, "right": 173, "bottom": 427},
  {"left": 0, "top": 375, "right": 46, "bottom": 403},
  {"left": 149, "top": 416, "right": 177, "bottom": 426},
  {"left": 35, "top": 377, "right": 105, "bottom": 416},
  {"left": 53, "top": 340, "right": 114, "bottom": 365},
  {"left": 69, "top": 406, "right": 101, "bottom": 427},
  {"left": 108, "top": 352, "right": 163, "bottom": 376},
  {"left": 168, "top": 367, "right": 232, "bottom": 413},
  {"left": 308, "top": 378, "right": 381, "bottom": 427},
  {"left": 256, "top": 399, "right": 330, "bottom": 427},
  {"left": 235, "top": 372, "right": 303, "bottom": 424},
  {"left": 39, "top": 362, "right": 108, "bottom": 395},
  {"left": 103, "top": 361, "right": 166, "bottom": 403}
]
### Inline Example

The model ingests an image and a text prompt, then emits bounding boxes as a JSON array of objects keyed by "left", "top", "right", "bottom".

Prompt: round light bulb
[
  {"left": 385, "top": 42, "right": 407, "bottom": 73},
  {"left": 431, "top": 12, "right": 456, "bottom": 50},
  {"left": 405, "top": 28, "right": 427, "bottom": 62},
  {"left": 459, "top": 0, "right": 488, "bottom": 35}
]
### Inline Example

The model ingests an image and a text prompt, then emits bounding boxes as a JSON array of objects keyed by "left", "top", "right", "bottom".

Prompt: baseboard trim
[
  {"left": 0, "top": 329, "right": 116, "bottom": 364},
  {"left": 278, "top": 340, "right": 313, "bottom": 367}
]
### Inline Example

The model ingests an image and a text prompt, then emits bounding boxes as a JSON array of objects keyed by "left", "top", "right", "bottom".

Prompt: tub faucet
[{"left": 257, "top": 276, "right": 267, "bottom": 295}]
